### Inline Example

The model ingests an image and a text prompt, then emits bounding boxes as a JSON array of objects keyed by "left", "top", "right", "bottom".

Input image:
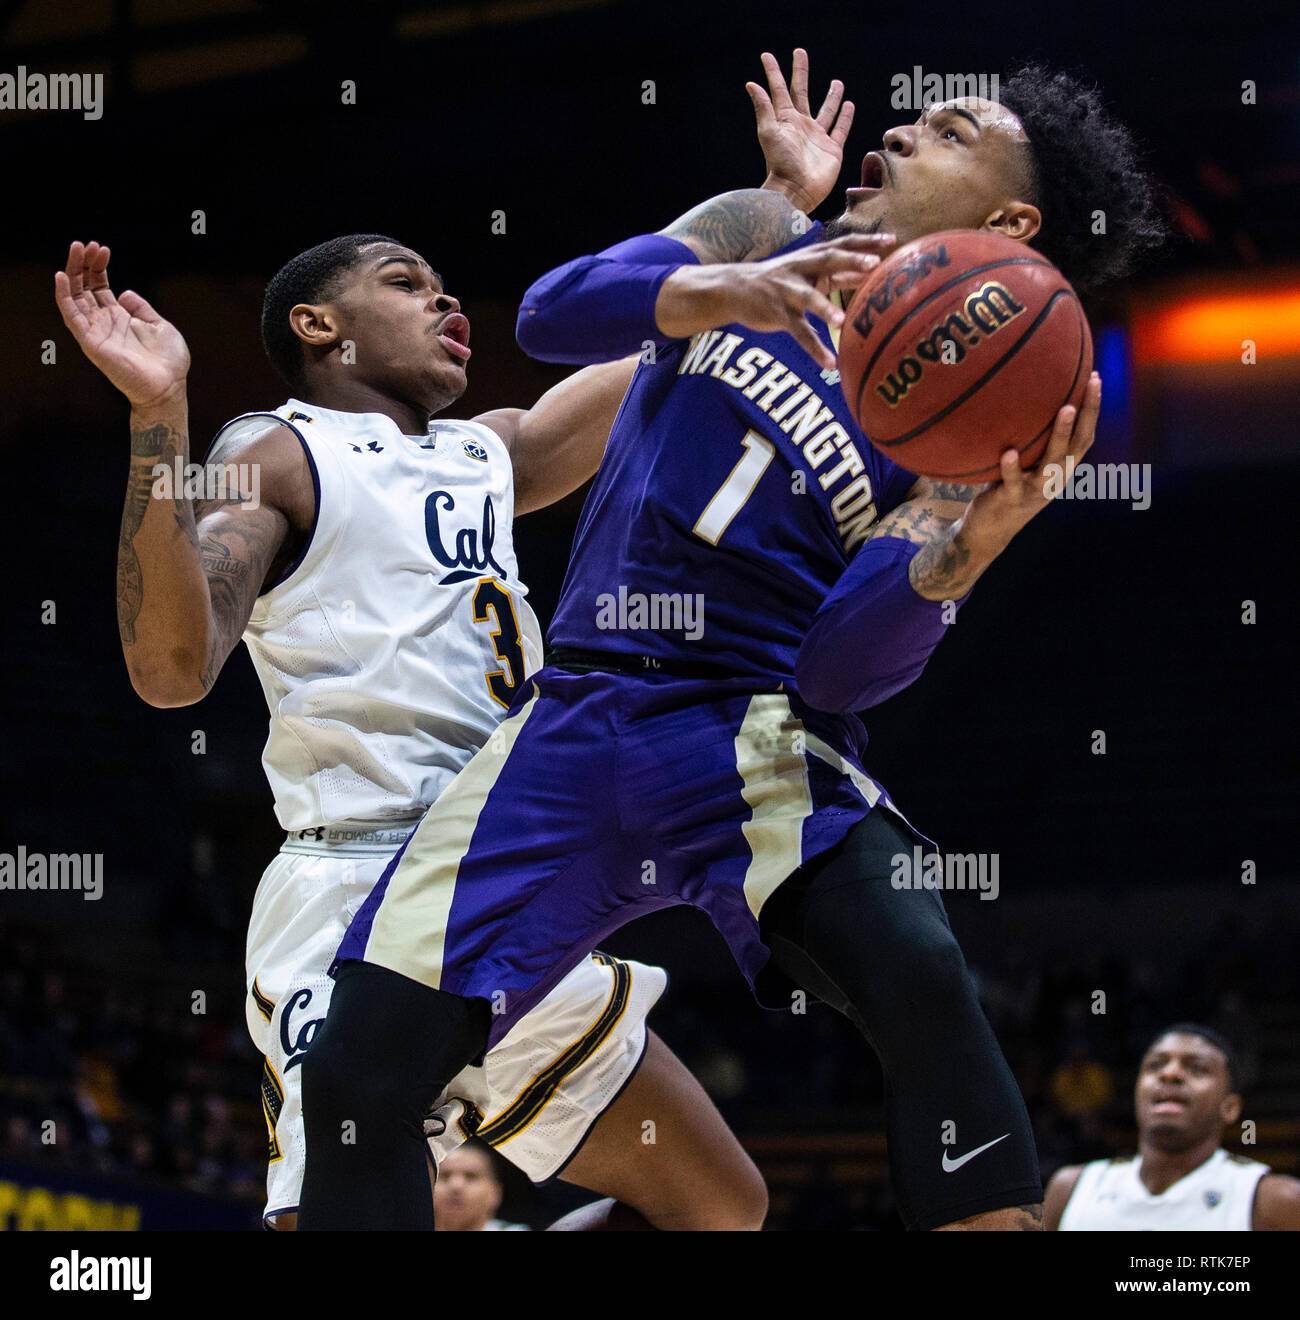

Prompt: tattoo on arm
[
  {"left": 927, "top": 480, "right": 989, "bottom": 502},
  {"left": 868, "top": 484, "right": 985, "bottom": 600},
  {"left": 196, "top": 508, "right": 283, "bottom": 691},
  {"left": 660, "top": 189, "right": 802, "bottom": 264},
  {"left": 1010, "top": 1203, "right": 1044, "bottom": 1231},
  {"left": 909, "top": 530, "right": 973, "bottom": 598},
  {"left": 129, "top": 422, "right": 175, "bottom": 459},
  {"left": 118, "top": 421, "right": 186, "bottom": 646},
  {"left": 198, "top": 534, "right": 250, "bottom": 691}
]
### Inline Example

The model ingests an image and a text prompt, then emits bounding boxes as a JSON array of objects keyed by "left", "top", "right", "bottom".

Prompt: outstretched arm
[
  {"left": 55, "top": 240, "right": 307, "bottom": 706},
  {"left": 473, "top": 355, "right": 641, "bottom": 516},
  {"left": 516, "top": 210, "right": 887, "bottom": 370}
]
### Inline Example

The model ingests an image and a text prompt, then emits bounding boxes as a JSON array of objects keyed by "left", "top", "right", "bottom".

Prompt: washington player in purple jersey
[{"left": 300, "top": 52, "right": 1166, "bottom": 1231}]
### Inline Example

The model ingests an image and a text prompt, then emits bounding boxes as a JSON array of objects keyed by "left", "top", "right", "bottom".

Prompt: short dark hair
[
  {"left": 997, "top": 64, "right": 1168, "bottom": 294},
  {"left": 457, "top": 1138, "right": 503, "bottom": 1185},
  {"left": 1144, "top": 1023, "right": 1240, "bottom": 1092},
  {"left": 261, "top": 234, "right": 401, "bottom": 389}
]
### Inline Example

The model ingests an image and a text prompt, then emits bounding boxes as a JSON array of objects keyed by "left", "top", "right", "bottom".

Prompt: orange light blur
[{"left": 1132, "top": 286, "right": 1300, "bottom": 366}]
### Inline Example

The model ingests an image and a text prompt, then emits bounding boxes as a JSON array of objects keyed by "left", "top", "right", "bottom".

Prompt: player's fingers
[
  {"left": 814, "top": 78, "right": 843, "bottom": 129},
  {"left": 760, "top": 51, "right": 792, "bottom": 111},
  {"left": 797, "top": 233, "right": 895, "bottom": 264},
  {"left": 83, "top": 242, "right": 116, "bottom": 306},
  {"left": 797, "top": 284, "right": 847, "bottom": 329},
  {"left": 789, "top": 47, "right": 811, "bottom": 114},
  {"left": 53, "top": 269, "right": 83, "bottom": 327},
  {"left": 63, "top": 240, "right": 86, "bottom": 297},
  {"left": 81, "top": 239, "right": 105, "bottom": 278},
  {"left": 827, "top": 259, "right": 878, "bottom": 293},
  {"left": 801, "top": 257, "right": 879, "bottom": 300},
  {"left": 117, "top": 289, "right": 161, "bottom": 323},
  {"left": 1067, "top": 373, "right": 1103, "bottom": 462},
  {"left": 745, "top": 81, "right": 775, "bottom": 129},
  {"left": 790, "top": 315, "right": 836, "bottom": 370},
  {"left": 999, "top": 448, "right": 1025, "bottom": 493},
  {"left": 1038, "top": 404, "right": 1078, "bottom": 479},
  {"left": 829, "top": 98, "right": 856, "bottom": 147},
  {"left": 794, "top": 242, "right": 890, "bottom": 281}
]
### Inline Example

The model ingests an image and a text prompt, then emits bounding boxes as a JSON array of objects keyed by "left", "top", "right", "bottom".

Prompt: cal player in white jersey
[
  {"left": 1046, "top": 1024, "right": 1300, "bottom": 1230},
  {"left": 56, "top": 234, "right": 768, "bottom": 1230}
]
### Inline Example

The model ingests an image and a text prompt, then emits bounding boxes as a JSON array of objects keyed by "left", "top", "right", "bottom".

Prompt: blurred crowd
[
  {"left": 0, "top": 908, "right": 1293, "bottom": 1228},
  {"left": 0, "top": 924, "right": 262, "bottom": 1205}
]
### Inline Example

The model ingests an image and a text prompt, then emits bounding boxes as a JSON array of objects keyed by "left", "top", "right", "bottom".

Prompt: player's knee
[
  {"left": 804, "top": 903, "right": 978, "bottom": 1053},
  {"left": 902, "top": 921, "right": 972, "bottom": 999},
  {"left": 674, "top": 1148, "right": 768, "bottom": 1230},
  {"left": 808, "top": 893, "right": 968, "bottom": 995},
  {"left": 719, "top": 1156, "right": 769, "bottom": 1230}
]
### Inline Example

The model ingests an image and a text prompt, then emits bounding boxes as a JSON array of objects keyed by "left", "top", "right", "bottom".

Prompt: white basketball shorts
[{"left": 245, "top": 834, "right": 666, "bottom": 1223}]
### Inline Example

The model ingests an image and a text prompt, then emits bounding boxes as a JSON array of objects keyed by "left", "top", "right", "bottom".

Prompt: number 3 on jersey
[
  {"left": 473, "top": 578, "right": 526, "bottom": 708},
  {"left": 693, "top": 430, "right": 775, "bottom": 545}
]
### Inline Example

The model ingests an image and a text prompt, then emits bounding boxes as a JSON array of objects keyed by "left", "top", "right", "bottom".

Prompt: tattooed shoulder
[{"left": 660, "top": 189, "right": 802, "bottom": 264}]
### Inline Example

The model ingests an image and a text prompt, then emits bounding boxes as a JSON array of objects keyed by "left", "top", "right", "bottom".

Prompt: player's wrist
[
  {"left": 908, "top": 524, "right": 990, "bottom": 601},
  {"left": 128, "top": 379, "right": 188, "bottom": 421},
  {"left": 761, "top": 173, "right": 816, "bottom": 216},
  {"left": 655, "top": 264, "right": 739, "bottom": 338}
]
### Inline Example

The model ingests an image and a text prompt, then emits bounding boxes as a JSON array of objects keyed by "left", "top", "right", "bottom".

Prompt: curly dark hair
[
  {"left": 997, "top": 64, "right": 1168, "bottom": 293},
  {"left": 261, "top": 233, "right": 400, "bottom": 388}
]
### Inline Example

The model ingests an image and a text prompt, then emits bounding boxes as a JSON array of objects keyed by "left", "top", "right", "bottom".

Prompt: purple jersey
[{"left": 548, "top": 222, "right": 918, "bottom": 680}]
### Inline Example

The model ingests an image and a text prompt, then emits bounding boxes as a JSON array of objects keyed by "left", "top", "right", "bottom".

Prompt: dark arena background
[{"left": 1, "top": 0, "right": 1297, "bottom": 1280}]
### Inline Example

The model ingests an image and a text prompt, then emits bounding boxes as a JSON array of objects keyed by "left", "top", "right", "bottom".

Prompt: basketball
[{"left": 837, "top": 229, "right": 1093, "bottom": 482}]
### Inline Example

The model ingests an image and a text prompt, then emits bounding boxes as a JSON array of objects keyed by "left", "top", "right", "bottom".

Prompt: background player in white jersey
[
  {"left": 55, "top": 234, "right": 767, "bottom": 1230},
  {"left": 1046, "top": 1024, "right": 1300, "bottom": 1230}
]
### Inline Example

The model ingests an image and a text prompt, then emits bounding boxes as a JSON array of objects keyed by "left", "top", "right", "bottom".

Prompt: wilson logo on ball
[
  {"left": 875, "top": 281, "right": 1028, "bottom": 408},
  {"left": 838, "top": 229, "right": 1092, "bottom": 482}
]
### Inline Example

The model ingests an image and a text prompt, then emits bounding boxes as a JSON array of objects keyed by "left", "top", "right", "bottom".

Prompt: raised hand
[
  {"left": 54, "top": 240, "right": 190, "bottom": 410},
  {"left": 748, "top": 48, "right": 855, "bottom": 215}
]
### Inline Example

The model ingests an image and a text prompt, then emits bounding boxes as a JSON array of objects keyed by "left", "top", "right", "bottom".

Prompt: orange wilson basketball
[{"left": 837, "top": 229, "right": 1092, "bottom": 482}]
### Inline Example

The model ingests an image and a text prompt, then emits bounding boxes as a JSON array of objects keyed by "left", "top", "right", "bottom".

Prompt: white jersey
[
  {"left": 1059, "top": 1149, "right": 1269, "bottom": 1231},
  {"left": 210, "top": 398, "right": 543, "bottom": 830}
]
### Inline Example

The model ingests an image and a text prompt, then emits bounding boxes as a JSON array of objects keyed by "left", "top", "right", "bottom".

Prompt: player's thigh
[{"left": 558, "top": 1030, "right": 767, "bottom": 1230}]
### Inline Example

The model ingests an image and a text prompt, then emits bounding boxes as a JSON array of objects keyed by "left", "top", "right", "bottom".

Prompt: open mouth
[
  {"left": 436, "top": 312, "right": 472, "bottom": 362},
  {"left": 860, "top": 152, "right": 887, "bottom": 189},
  {"left": 1151, "top": 1096, "right": 1188, "bottom": 1113}
]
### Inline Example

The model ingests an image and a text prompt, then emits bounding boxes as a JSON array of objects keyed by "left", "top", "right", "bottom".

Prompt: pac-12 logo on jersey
[
  {"left": 462, "top": 440, "right": 489, "bottom": 462},
  {"left": 280, "top": 988, "right": 325, "bottom": 1071},
  {"left": 425, "top": 490, "right": 507, "bottom": 584}
]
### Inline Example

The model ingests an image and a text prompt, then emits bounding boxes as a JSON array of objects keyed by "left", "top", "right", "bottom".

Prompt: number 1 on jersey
[{"left": 693, "top": 430, "right": 775, "bottom": 546}]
